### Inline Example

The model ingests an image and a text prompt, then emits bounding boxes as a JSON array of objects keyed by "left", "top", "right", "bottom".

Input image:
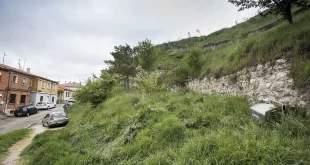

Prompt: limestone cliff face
[{"left": 187, "top": 59, "right": 310, "bottom": 107}]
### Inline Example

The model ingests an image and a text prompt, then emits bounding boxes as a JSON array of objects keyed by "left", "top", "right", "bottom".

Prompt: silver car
[{"left": 42, "top": 112, "right": 69, "bottom": 128}]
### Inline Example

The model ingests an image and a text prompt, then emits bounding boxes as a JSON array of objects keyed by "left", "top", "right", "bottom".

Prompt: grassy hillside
[
  {"left": 0, "top": 129, "right": 30, "bottom": 162},
  {"left": 156, "top": 11, "right": 310, "bottom": 88},
  {"left": 21, "top": 89, "right": 310, "bottom": 164}
]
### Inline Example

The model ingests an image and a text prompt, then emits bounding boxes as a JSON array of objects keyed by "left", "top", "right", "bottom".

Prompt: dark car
[
  {"left": 63, "top": 100, "right": 75, "bottom": 111},
  {"left": 42, "top": 111, "right": 69, "bottom": 128},
  {"left": 14, "top": 105, "right": 38, "bottom": 117}
]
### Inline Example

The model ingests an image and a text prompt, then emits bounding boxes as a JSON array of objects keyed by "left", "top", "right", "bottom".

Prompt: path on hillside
[{"left": 2, "top": 125, "right": 63, "bottom": 165}]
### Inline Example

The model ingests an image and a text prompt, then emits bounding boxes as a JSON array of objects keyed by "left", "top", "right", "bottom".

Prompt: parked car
[
  {"left": 42, "top": 111, "right": 69, "bottom": 128},
  {"left": 14, "top": 105, "right": 38, "bottom": 117},
  {"left": 63, "top": 100, "right": 75, "bottom": 111},
  {"left": 35, "top": 101, "right": 56, "bottom": 110}
]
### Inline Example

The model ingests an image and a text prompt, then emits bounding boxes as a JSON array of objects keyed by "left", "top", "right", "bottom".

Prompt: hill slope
[
  {"left": 22, "top": 90, "right": 310, "bottom": 164},
  {"left": 156, "top": 11, "right": 310, "bottom": 88}
]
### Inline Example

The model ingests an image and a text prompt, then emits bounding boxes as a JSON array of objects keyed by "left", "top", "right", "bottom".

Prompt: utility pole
[{"left": 3, "top": 52, "right": 7, "bottom": 64}]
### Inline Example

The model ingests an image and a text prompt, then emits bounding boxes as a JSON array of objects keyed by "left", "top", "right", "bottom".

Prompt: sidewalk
[{"left": 0, "top": 112, "right": 7, "bottom": 120}]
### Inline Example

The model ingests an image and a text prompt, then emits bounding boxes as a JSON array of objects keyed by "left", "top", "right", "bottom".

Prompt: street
[{"left": 0, "top": 104, "right": 64, "bottom": 135}]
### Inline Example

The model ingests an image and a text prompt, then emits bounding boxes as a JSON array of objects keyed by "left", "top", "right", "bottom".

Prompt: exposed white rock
[{"left": 187, "top": 59, "right": 309, "bottom": 107}]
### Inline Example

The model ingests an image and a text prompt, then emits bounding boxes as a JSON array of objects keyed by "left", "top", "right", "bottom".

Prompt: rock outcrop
[{"left": 187, "top": 59, "right": 309, "bottom": 107}]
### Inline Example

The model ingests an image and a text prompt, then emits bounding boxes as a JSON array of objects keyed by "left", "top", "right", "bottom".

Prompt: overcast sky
[{"left": 0, "top": 0, "right": 256, "bottom": 84}]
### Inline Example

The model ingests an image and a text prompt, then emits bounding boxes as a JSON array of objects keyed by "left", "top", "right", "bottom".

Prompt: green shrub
[
  {"left": 136, "top": 71, "right": 166, "bottom": 92},
  {"left": 74, "top": 70, "right": 116, "bottom": 106}
]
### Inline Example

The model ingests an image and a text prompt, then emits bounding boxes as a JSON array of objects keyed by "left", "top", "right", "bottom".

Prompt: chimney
[{"left": 26, "top": 68, "right": 30, "bottom": 73}]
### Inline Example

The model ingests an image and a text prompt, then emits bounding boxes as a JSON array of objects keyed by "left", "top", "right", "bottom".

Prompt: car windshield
[{"left": 52, "top": 112, "right": 66, "bottom": 118}]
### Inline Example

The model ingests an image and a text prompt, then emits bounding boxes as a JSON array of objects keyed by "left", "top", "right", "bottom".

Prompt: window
[
  {"left": 53, "top": 84, "right": 56, "bottom": 90},
  {"left": 12, "top": 75, "right": 18, "bottom": 83},
  {"left": 40, "top": 96, "right": 43, "bottom": 101},
  {"left": 41, "top": 81, "right": 45, "bottom": 88},
  {"left": 9, "top": 94, "right": 16, "bottom": 103},
  {"left": 22, "top": 78, "right": 28, "bottom": 86},
  {"left": 52, "top": 97, "right": 55, "bottom": 103},
  {"left": 47, "top": 82, "right": 51, "bottom": 89},
  {"left": 20, "top": 95, "right": 26, "bottom": 103},
  {"left": 66, "top": 92, "right": 70, "bottom": 97}
]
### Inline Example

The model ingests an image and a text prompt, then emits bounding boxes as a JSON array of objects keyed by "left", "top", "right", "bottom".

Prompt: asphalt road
[{"left": 0, "top": 104, "right": 64, "bottom": 135}]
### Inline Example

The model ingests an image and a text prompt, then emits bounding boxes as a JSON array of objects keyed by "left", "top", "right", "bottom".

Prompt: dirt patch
[{"left": 1, "top": 125, "right": 62, "bottom": 165}]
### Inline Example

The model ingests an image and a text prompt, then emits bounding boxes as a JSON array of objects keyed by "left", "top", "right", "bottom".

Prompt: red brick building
[{"left": 0, "top": 64, "right": 33, "bottom": 114}]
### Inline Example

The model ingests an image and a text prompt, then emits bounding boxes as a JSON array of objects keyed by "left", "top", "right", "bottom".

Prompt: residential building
[
  {"left": 0, "top": 64, "right": 33, "bottom": 115},
  {"left": 57, "top": 84, "right": 73, "bottom": 104},
  {"left": 30, "top": 76, "right": 58, "bottom": 106},
  {"left": 59, "top": 82, "right": 82, "bottom": 99}
]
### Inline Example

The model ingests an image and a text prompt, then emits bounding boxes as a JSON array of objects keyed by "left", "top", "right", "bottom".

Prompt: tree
[
  {"left": 229, "top": 0, "right": 309, "bottom": 24},
  {"left": 104, "top": 44, "right": 138, "bottom": 89},
  {"left": 136, "top": 39, "right": 157, "bottom": 72}
]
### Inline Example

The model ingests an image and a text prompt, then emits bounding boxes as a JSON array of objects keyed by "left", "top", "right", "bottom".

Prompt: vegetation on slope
[
  {"left": 0, "top": 129, "right": 30, "bottom": 161},
  {"left": 157, "top": 12, "right": 310, "bottom": 88},
  {"left": 21, "top": 89, "right": 310, "bottom": 164}
]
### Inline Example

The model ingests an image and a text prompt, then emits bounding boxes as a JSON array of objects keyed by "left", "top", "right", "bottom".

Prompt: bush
[
  {"left": 135, "top": 70, "right": 166, "bottom": 92},
  {"left": 74, "top": 70, "right": 116, "bottom": 106}
]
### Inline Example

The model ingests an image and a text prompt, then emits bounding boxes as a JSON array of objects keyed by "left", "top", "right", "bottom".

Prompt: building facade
[
  {"left": 0, "top": 64, "right": 33, "bottom": 115},
  {"left": 30, "top": 76, "right": 58, "bottom": 105},
  {"left": 59, "top": 82, "right": 82, "bottom": 100},
  {"left": 57, "top": 85, "right": 73, "bottom": 104}
]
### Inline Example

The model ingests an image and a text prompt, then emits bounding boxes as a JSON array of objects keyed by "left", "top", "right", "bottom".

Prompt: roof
[
  {"left": 0, "top": 64, "right": 58, "bottom": 83},
  {"left": 35, "top": 76, "right": 58, "bottom": 83},
  {"left": 60, "top": 82, "right": 82, "bottom": 88},
  {"left": 58, "top": 84, "right": 73, "bottom": 91},
  {"left": 250, "top": 103, "right": 276, "bottom": 115},
  {"left": 0, "top": 64, "right": 34, "bottom": 77}
]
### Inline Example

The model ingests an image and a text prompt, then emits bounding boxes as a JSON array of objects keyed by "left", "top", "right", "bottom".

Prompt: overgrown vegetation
[
  {"left": 0, "top": 129, "right": 30, "bottom": 161},
  {"left": 21, "top": 90, "right": 310, "bottom": 164},
  {"left": 74, "top": 70, "right": 116, "bottom": 107},
  {"left": 157, "top": 12, "right": 310, "bottom": 87},
  {"left": 19, "top": 4, "right": 310, "bottom": 165}
]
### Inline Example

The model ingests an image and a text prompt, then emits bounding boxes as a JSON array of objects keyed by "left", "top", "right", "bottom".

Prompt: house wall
[
  {"left": 32, "top": 78, "right": 58, "bottom": 94},
  {"left": 30, "top": 92, "right": 58, "bottom": 105},
  {"left": 63, "top": 90, "right": 72, "bottom": 101},
  {"left": 0, "top": 69, "right": 33, "bottom": 113}
]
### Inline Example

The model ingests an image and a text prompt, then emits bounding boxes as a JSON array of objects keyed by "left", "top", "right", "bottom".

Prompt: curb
[{"left": 25, "top": 123, "right": 38, "bottom": 129}]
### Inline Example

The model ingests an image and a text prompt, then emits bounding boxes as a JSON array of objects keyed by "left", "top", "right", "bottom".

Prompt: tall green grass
[
  {"left": 0, "top": 129, "right": 30, "bottom": 161},
  {"left": 21, "top": 90, "right": 310, "bottom": 164},
  {"left": 158, "top": 12, "right": 310, "bottom": 87}
]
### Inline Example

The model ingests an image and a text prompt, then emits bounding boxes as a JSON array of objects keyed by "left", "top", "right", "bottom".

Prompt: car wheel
[
  {"left": 14, "top": 114, "right": 18, "bottom": 117},
  {"left": 35, "top": 110, "right": 38, "bottom": 114},
  {"left": 47, "top": 123, "right": 50, "bottom": 128},
  {"left": 42, "top": 121, "right": 45, "bottom": 127},
  {"left": 27, "top": 112, "right": 30, "bottom": 117}
]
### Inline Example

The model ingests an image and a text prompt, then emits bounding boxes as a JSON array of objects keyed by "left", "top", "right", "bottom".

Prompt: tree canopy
[
  {"left": 104, "top": 44, "right": 138, "bottom": 89},
  {"left": 229, "top": 0, "right": 309, "bottom": 24},
  {"left": 136, "top": 39, "right": 157, "bottom": 72}
]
